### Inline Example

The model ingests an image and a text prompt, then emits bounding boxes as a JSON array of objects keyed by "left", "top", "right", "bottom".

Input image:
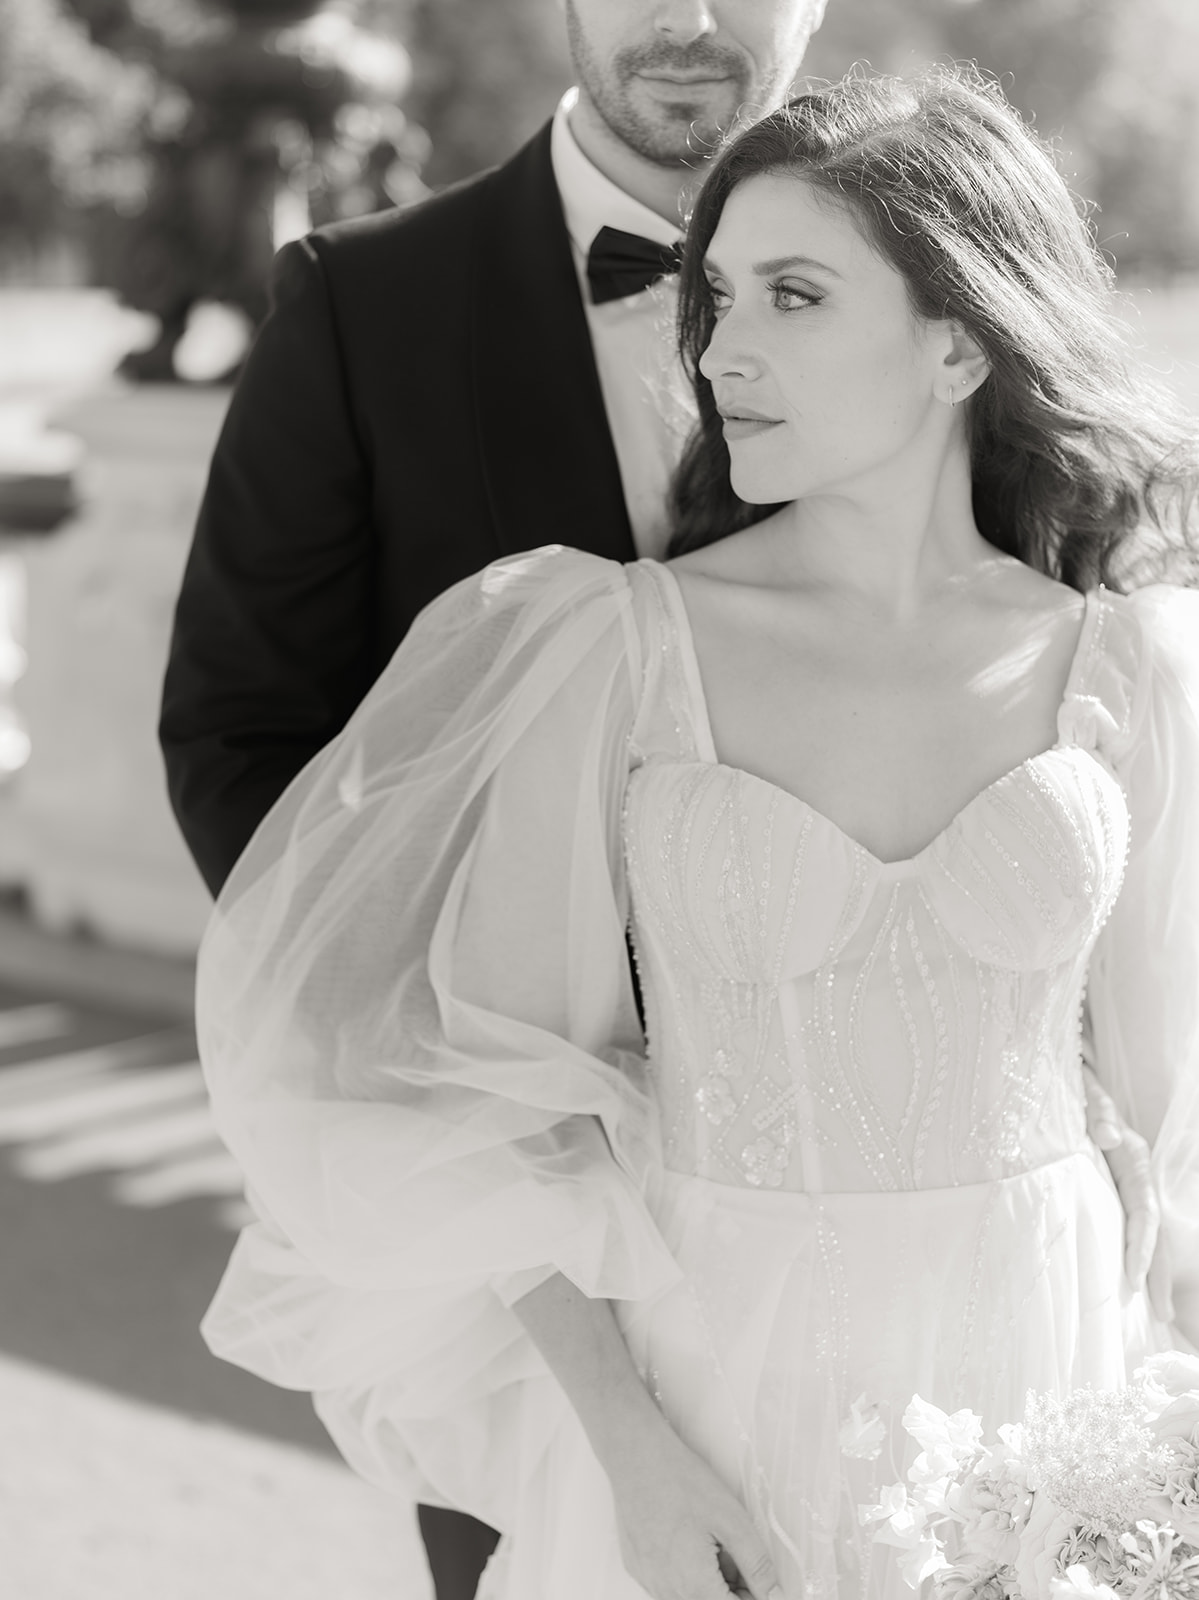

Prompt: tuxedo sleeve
[{"left": 159, "top": 236, "right": 377, "bottom": 896}]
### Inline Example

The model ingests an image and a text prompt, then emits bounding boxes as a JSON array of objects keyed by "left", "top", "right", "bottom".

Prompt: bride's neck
[{"left": 756, "top": 444, "right": 995, "bottom": 621}]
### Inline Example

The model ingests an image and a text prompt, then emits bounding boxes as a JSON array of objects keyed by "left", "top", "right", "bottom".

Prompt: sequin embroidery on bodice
[{"left": 622, "top": 562, "right": 1131, "bottom": 1195}]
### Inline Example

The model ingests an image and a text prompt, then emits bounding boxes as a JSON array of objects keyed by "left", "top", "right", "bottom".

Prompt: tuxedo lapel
[{"left": 470, "top": 125, "right": 637, "bottom": 563}]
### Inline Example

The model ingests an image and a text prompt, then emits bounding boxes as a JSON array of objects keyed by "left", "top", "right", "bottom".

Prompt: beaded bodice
[{"left": 623, "top": 563, "right": 1134, "bottom": 1196}]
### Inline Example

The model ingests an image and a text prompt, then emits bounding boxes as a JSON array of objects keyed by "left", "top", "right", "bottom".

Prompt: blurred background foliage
[
  {"left": 0, "top": 0, "right": 157, "bottom": 255},
  {"left": 1, "top": 0, "right": 1196, "bottom": 367},
  {"left": 800, "top": 0, "right": 1199, "bottom": 277}
]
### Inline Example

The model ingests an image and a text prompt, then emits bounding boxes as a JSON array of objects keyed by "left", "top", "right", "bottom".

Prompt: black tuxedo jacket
[{"left": 160, "top": 122, "right": 639, "bottom": 896}]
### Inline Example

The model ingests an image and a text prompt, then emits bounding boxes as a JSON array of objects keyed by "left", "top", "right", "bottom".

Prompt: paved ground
[
  {"left": 0, "top": 287, "right": 445, "bottom": 1598},
  {"left": 0, "top": 927, "right": 434, "bottom": 1600}
]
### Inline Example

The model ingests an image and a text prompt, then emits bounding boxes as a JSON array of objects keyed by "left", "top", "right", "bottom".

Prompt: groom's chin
[{"left": 622, "top": 79, "right": 746, "bottom": 159}]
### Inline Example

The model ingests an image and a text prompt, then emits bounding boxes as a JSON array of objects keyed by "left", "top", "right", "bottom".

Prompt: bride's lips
[{"left": 719, "top": 408, "right": 783, "bottom": 441}]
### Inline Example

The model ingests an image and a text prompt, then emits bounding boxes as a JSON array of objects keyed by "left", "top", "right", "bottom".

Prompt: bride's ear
[{"left": 934, "top": 323, "right": 991, "bottom": 408}]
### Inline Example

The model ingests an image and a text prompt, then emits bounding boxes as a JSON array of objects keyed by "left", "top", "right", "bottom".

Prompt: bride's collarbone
[
  {"left": 668, "top": 563, "right": 1088, "bottom": 857},
  {"left": 691, "top": 623, "right": 1081, "bottom": 861},
  {"left": 706, "top": 692, "right": 1039, "bottom": 860}
]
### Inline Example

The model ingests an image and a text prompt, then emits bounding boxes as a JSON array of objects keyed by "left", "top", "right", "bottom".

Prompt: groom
[
  {"left": 160, "top": 0, "right": 831, "bottom": 900},
  {"left": 160, "top": 2, "right": 1164, "bottom": 1597}
]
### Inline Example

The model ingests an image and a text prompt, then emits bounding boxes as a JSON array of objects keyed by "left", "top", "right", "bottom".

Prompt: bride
[{"left": 197, "top": 66, "right": 1199, "bottom": 1600}]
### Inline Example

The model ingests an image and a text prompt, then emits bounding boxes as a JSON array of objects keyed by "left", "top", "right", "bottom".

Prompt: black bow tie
[{"left": 586, "top": 225, "right": 684, "bottom": 305}]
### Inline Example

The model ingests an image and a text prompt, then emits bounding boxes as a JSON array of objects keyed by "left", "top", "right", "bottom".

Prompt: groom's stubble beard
[{"left": 565, "top": 2, "right": 799, "bottom": 167}]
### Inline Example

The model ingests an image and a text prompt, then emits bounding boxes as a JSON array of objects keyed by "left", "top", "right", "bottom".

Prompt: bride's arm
[
  {"left": 1080, "top": 1059, "right": 1171, "bottom": 1321},
  {"left": 1086, "top": 586, "right": 1199, "bottom": 1350},
  {"left": 512, "top": 1272, "right": 781, "bottom": 1600}
]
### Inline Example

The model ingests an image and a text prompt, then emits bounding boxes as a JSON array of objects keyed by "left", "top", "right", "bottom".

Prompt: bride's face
[{"left": 698, "top": 172, "right": 953, "bottom": 505}]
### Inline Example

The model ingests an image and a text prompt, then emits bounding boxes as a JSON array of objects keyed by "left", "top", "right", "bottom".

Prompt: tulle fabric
[
  {"left": 197, "top": 548, "right": 680, "bottom": 1528},
  {"left": 1086, "top": 585, "right": 1199, "bottom": 1348}
]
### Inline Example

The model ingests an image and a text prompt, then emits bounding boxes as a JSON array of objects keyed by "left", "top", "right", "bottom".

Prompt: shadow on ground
[
  {"left": 0, "top": 1159, "right": 336, "bottom": 1454},
  {"left": 0, "top": 975, "right": 335, "bottom": 1456}
]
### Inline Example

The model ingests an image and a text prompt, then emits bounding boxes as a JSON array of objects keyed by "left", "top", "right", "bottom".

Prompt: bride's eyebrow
[
  {"left": 703, "top": 253, "right": 842, "bottom": 278},
  {"left": 752, "top": 254, "right": 842, "bottom": 278}
]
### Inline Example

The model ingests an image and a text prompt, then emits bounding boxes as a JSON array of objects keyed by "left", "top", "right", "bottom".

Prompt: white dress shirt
[{"left": 550, "top": 90, "right": 696, "bottom": 560}]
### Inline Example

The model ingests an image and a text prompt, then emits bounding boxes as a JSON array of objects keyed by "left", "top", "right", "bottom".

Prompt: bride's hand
[
  {"left": 509, "top": 1273, "right": 782, "bottom": 1599},
  {"left": 602, "top": 1409, "right": 782, "bottom": 1600},
  {"left": 1081, "top": 1061, "right": 1174, "bottom": 1323}
]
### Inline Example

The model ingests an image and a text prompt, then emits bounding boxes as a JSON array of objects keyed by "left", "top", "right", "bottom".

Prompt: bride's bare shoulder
[
  {"left": 982, "top": 556, "right": 1085, "bottom": 624},
  {"left": 665, "top": 517, "right": 789, "bottom": 591}
]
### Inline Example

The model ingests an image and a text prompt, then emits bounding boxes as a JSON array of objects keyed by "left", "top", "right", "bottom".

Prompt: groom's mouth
[
  {"left": 639, "top": 71, "right": 734, "bottom": 84},
  {"left": 623, "top": 43, "right": 748, "bottom": 93}
]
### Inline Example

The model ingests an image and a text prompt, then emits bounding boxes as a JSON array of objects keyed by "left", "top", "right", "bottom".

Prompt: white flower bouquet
[{"left": 854, "top": 1353, "right": 1199, "bottom": 1599}]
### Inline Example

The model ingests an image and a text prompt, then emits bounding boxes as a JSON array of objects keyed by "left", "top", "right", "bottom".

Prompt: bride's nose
[{"left": 698, "top": 310, "right": 763, "bottom": 384}]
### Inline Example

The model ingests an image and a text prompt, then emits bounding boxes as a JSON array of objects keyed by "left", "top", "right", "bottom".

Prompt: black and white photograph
[{"left": 1, "top": 2, "right": 1198, "bottom": 1597}]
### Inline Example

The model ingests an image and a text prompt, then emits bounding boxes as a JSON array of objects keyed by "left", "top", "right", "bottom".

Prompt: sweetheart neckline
[
  {"left": 647, "top": 747, "right": 1109, "bottom": 876},
  {"left": 639, "top": 560, "right": 1104, "bottom": 872}
]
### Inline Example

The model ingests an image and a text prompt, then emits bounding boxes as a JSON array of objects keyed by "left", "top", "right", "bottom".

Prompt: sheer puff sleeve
[
  {"left": 1086, "top": 585, "right": 1199, "bottom": 1352},
  {"left": 195, "top": 546, "right": 680, "bottom": 1524}
]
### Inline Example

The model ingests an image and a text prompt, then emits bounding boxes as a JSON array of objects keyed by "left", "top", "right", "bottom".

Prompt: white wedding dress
[{"left": 197, "top": 549, "right": 1199, "bottom": 1600}]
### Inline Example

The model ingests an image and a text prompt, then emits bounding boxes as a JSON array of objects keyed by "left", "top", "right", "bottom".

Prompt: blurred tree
[
  {"left": 70, "top": 0, "right": 426, "bottom": 379},
  {"left": 0, "top": 0, "right": 156, "bottom": 264},
  {"left": 63, "top": 0, "right": 226, "bottom": 56},
  {"left": 801, "top": 0, "right": 944, "bottom": 80},
  {"left": 804, "top": 0, "right": 1199, "bottom": 274},
  {"left": 1069, "top": 0, "right": 1199, "bottom": 275}
]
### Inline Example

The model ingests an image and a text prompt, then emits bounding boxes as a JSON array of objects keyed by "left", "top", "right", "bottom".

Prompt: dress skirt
[{"left": 481, "top": 1149, "right": 1141, "bottom": 1600}]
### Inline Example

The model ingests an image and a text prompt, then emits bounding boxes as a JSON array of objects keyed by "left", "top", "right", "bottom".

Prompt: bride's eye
[
  {"left": 770, "top": 279, "right": 820, "bottom": 311},
  {"left": 705, "top": 279, "right": 732, "bottom": 314}
]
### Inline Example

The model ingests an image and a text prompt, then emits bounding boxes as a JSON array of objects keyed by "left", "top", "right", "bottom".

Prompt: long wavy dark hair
[{"left": 668, "top": 65, "right": 1199, "bottom": 591}]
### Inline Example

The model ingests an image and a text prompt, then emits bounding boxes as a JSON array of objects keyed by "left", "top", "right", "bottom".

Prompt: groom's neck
[{"left": 566, "top": 97, "right": 702, "bottom": 227}]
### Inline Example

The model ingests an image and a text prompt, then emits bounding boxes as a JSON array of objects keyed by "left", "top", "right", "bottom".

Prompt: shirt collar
[{"left": 550, "top": 88, "right": 682, "bottom": 258}]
